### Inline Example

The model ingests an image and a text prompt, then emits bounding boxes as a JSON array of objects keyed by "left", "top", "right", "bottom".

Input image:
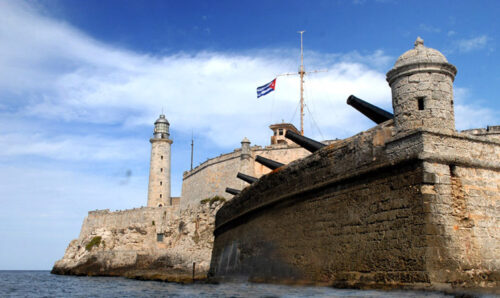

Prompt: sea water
[{"left": 0, "top": 271, "right": 489, "bottom": 297}]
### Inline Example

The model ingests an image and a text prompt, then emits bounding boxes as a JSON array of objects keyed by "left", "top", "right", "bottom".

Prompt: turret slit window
[
  {"left": 417, "top": 97, "right": 425, "bottom": 110},
  {"left": 160, "top": 194, "right": 162, "bottom": 199},
  {"left": 160, "top": 181, "right": 162, "bottom": 186},
  {"left": 161, "top": 155, "right": 163, "bottom": 160},
  {"left": 160, "top": 168, "right": 163, "bottom": 172}
]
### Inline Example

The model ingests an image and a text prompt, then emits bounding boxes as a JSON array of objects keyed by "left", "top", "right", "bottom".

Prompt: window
[
  {"left": 160, "top": 181, "right": 162, "bottom": 186},
  {"left": 417, "top": 97, "right": 425, "bottom": 110},
  {"left": 160, "top": 168, "right": 163, "bottom": 172},
  {"left": 161, "top": 155, "right": 163, "bottom": 160},
  {"left": 160, "top": 194, "right": 162, "bottom": 198},
  {"left": 278, "top": 129, "right": 284, "bottom": 136},
  {"left": 274, "top": 131, "right": 277, "bottom": 136},
  {"left": 157, "top": 233, "right": 164, "bottom": 242}
]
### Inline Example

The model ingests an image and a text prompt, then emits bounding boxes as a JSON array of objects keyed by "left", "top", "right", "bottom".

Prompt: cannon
[
  {"left": 225, "top": 187, "right": 241, "bottom": 195},
  {"left": 346, "top": 95, "right": 394, "bottom": 124},
  {"left": 255, "top": 155, "right": 284, "bottom": 170},
  {"left": 237, "top": 172, "right": 258, "bottom": 184},
  {"left": 285, "top": 130, "right": 325, "bottom": 153}
]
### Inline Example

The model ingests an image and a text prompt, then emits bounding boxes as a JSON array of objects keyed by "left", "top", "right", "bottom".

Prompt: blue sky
[{"left": 0, "top": 0, "right": 498, "bottom": 270}]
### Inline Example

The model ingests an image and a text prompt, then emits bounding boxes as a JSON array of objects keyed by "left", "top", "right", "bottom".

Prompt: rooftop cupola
[
  {"left": 153, "top": 114, "right": 170, "bottom": 139},
  {"left": 386, "top": 37, "right": 458, "bottom": 133}
]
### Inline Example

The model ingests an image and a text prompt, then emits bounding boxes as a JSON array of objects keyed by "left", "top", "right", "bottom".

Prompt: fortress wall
[
  {"left": 211, "top": 161, "right": 429, "bottom": 286},
  {"left": 416, "top": 133, "right": 500, "bottom": 286},
  {"left": 181, "top": 151, "right": 244, "bottom": 209},
  {"left": 181, "top": 144, "right": 311, "bottom": 210},
  {"left": 209, "top": 123, "right": 500, "bottom": 288},
  {"left": 79, "top": 207, "right": 178, "bottom": 241},
  {"left": 253, "top": 146, "right": 310, "bottom": 176},
  {"left": 53, "top": 202, "right": 224, "bottom": 281}
]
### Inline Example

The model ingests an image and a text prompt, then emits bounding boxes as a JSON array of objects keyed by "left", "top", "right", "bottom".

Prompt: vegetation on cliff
[
  {"left": 200, "top": 196, "right": 226, "bottom": 206},
  {"left": 85, "top": 236, "right": 102, "bottom": 251}
]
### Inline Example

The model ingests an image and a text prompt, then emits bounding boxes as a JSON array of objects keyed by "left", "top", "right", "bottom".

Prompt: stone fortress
[
  {"left": 209, "top": 38, "right": 500, "bottom": 290},
  {"left": 53, "top": 37, "right": 499, "bottom": 291},
  {"left": 51, "top": 105, "right": 325, "bottom": 280},
  {"left": 181, "top": 122, "right": 339, "bottom": 209}
]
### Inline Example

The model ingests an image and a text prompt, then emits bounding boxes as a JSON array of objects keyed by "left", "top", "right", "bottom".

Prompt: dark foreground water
[{"left": 0, "top": 271, "right": 493, "bottom": 298}]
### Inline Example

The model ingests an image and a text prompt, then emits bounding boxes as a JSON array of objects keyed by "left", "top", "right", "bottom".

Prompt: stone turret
[
  {"left": 147, "top": 114, "right": 173, "bottom": 207},
  {"left": 240, "top": 137, "right": 251, "bottom": 160},
  {"left": 386, "top": 37, "right": 457, "bottom": 133}
]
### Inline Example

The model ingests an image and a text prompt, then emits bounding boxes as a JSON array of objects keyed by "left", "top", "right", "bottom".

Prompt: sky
[{"left": 0, "top": 0, "right": 498, "bottom": 270}]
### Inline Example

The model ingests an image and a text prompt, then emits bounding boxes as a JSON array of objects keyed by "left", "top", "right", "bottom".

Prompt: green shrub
[
  {"left": 85, "top": 236, "right": 102, "bottom": 251},
  {"left": 201, "top": 196, "right": 226, "bottom": 206}
]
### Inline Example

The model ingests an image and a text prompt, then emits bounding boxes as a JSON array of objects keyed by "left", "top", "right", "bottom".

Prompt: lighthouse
[{"left": 147, "top": 114, "right": 173, "bottom": 207}]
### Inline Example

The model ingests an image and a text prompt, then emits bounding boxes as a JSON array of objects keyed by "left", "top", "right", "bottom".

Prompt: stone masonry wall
[
  {"left": 181, "top": 145, "right": 310, "bottom": 210},
  {"left": 181, "top": 151, "right": 244, "bottom": 209},
  {"left": 211, "top": 161, "right": 429, "bottom": 286},
  {"left": 52, "top": 201, "right": 223, "bottom": 282},
  {"left": 253, "top": 145, "right": 310, "bottom": 177},
  {"left": 390, "top": 72, "right": 455, "bottom": 133},
  {"left": 209, "top": 122, "right": 500, "bottom": 289},
  {"left": 422, "top": 162, "right": 500, "bottom": 287}
]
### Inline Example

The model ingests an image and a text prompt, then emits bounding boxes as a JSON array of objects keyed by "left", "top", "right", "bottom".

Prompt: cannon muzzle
[
  {"left": 285, "top": 130, "right": 325, "bottom": 153},
  {"left": 225, "top": 187, "right": 241, "bottom": 195},
  {"left": 237, "top": 172, "right": 258, "bottom": 184},
  {"left": 347, "top": 95, "right": 394, "bottom": 124},
  {"left": 255, "top": 155, "right": 284, "bottom": 170}
]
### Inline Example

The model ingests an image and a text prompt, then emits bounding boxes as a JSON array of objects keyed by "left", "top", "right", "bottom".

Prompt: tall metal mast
[
  {"left": 190, "top": 132, "right": 194, "bottom": 171},
  {"left": 298, "top": 31, "right": 305, "bottom": 136},
  {"left": 277, "top": 31, "right": 326, "bottom": 136}
]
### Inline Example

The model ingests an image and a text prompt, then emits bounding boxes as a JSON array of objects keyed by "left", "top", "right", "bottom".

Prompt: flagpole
[
  {"left": 298, "top": 31, "right": 305, "bottom": 136},
  {"left": 272, "top": 31, "right": 327, "bottom": 136}
]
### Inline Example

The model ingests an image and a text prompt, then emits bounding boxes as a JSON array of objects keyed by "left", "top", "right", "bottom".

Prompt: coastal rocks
[{"left": 52, "top": 201, "right": 223, "bottom": 282}]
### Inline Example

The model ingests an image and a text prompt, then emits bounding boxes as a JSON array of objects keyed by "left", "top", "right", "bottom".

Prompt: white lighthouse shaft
[{"left": 147, "top": 114, "right": 173, "bottom": 207}]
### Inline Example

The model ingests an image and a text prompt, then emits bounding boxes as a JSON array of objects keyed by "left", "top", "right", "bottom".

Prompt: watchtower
[
  {"left": 269, "top": 123, "right": 300, "bottom": 146},
  {"left": 147, "top": 114, "right": 173, "bottom": 207},
  {"left": 386, "top": 37, "right": 457, "bottom": 133}
]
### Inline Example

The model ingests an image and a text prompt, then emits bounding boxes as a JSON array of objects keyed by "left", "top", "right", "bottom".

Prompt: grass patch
[
  {"left": 85, "top": 236, "right": 102, "bottom": 251},
  {"left": 200, "top": 196, "right": 226, "bottom": 206}
]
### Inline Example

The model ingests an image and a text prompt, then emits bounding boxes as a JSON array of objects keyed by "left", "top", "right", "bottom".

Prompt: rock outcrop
[{"left": 52, "top": 200, "right": 223, "bottom": 282}]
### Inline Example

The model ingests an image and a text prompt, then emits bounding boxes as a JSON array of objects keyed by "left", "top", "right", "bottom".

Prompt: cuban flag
[{"left": 257, "top": 78, "right": 276, "bottom": 98}]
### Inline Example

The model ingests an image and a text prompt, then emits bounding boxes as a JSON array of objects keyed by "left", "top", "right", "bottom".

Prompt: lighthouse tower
[{"left": 147, "top": 114, "right": 173, "bottom": 207}]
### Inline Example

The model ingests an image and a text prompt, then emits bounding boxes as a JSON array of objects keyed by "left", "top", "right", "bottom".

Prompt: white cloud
[
  {"left": 0, "top": 133, "right": 147, "bottom": 162},
  {"left": 456, "top": 35, "right": 489, "bottom": 53},
  {"left": 0, "top": 0, "right": 394, "bottom": 152},
  {"left": 454, "top": 87, "right": 498, "bottom": 130}
]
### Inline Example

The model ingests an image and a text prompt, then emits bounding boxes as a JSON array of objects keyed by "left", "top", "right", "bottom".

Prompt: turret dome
[
  {"left": 155, "top": 114, "right": 170, "bottom": 125},
  {"left": 393, "top": 37, "right": 448, "bottom": 69},
  {"left": 153, "top": 114, "right": 170, "bottom": 139}
]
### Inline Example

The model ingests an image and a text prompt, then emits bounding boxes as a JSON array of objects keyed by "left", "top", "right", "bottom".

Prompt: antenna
[
  {"left": 190, "top": 131, "right": 194, "bottom": 171},
  {"left": 276, "top": 31, "right": 327, "bottom": 135}
]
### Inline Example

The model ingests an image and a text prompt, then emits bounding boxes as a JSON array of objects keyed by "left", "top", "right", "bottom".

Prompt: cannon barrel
[
  {"left": 237, "top": 172, "right": 258, "bottom": 184},
  {"left": 225, "top": 187, "right": 241, "bottom": 195},
  {"left": 285, "top": 130, "right": 326, "bottom": 153},
  {"left": 346, "top": 95, "right": 394, "bottom": 124},
  {"left": 255, "top": 155, "right": 284, "bottom": 170}
]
